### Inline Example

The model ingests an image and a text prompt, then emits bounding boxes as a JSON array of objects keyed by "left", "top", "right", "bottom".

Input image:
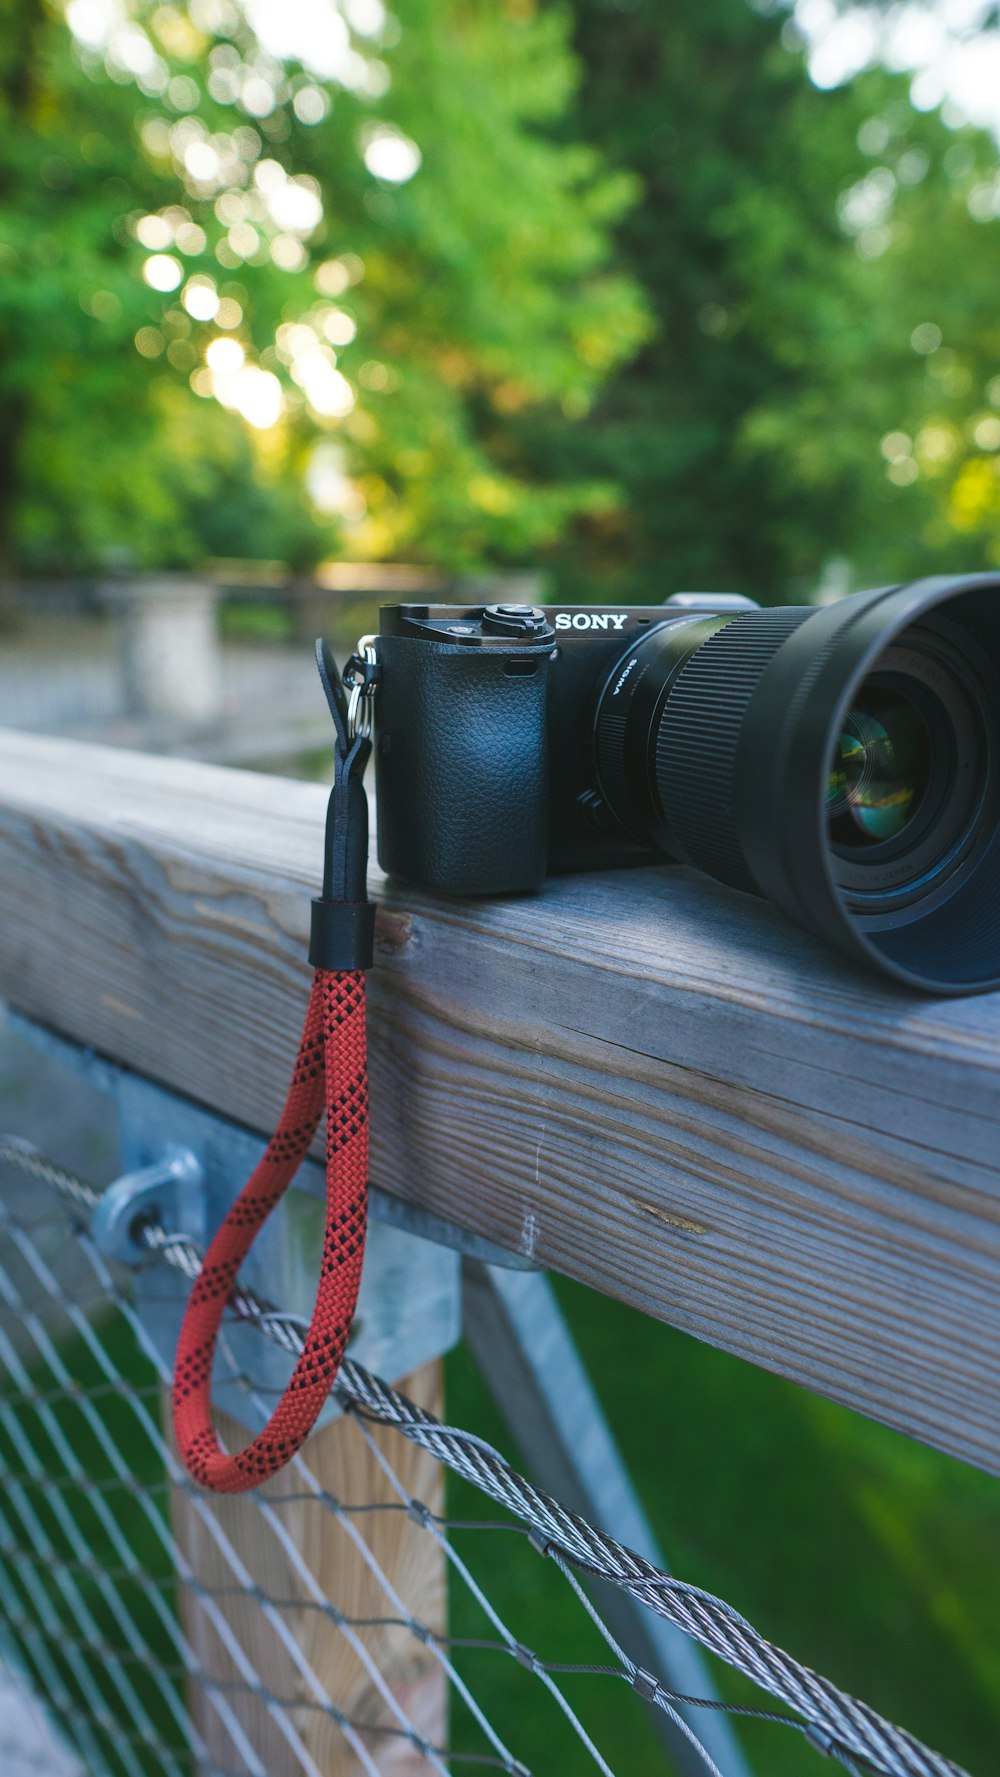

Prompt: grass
[
  {"left": 2, "top": 1268, "right": 997, "bottom": 1777},
  {"left": 0, "top": 1317, "right": 191, "bottom": 1777},
  {"left": 446, "top": 1278, "right": 1000, "bottom": 1775}
]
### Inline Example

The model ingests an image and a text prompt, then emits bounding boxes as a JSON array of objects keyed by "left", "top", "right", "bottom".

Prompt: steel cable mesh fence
[
  {"left": 0, "top": 1179, "right": 599, "bottom": 1777},
  {"left": 0, "top": 1137, "right": 974, "bottom": 1777}
]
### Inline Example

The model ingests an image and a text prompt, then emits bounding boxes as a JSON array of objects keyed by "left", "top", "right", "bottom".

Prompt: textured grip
[
  {"left": 375, "top": 635, "right": 550, "bottom": 895},
  {"left": 655, "top": 609, "right": 813, "bottom": 893}
]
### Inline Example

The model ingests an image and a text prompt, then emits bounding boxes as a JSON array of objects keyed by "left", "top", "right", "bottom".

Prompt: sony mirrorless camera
[{"left": 364, "top": 579, "right": 1000, "bottom": 995}]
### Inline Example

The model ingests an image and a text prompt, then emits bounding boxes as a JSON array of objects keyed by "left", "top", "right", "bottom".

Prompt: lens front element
[
  {"left": 734, "top": 577, "right": 1000, "bottom": 992},
  {"left": 826, "top": 690, "right": 932, "bottom": 846},
  {"left": 596, "top": 574, "right": 1000, "bottom": 992}
]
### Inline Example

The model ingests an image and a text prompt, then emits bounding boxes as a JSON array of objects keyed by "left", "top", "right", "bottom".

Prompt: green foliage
[
  {"left": 6, "top": 0, "right": 1000, "bottom": 596},
  {"left": 0, "top": 0, "right": 646, "bottom": 574},
  {"left": 540, "top": 1, "right": 1000, "bottom": 604},
  {"left": 738, "top": 70, "right": 1000, "bottom": 591},
  {"left": 330, "top": 0, "right": 649, "bottom": 566},
  {"left": 0, "top": 1317, "right": 191, "bottom": 1775},
  {"left": 447, "top": 1281, "right": 1000, "bottom": 1775},
  {"left": 0, "top": 0, "right": 331, "bottom": 571}
]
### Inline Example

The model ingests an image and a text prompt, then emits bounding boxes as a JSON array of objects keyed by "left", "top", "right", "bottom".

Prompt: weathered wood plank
[
  {"left": 169, "top": 1367, "right": 446, "bottom": 1775},
  {"left": 1, "top": 729, "right": 998, "bottom": 1472}
]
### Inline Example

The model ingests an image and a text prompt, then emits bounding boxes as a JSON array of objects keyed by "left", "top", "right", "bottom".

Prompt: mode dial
[{"left": 481, "top": 603, "right": 549, "bottom": 637}]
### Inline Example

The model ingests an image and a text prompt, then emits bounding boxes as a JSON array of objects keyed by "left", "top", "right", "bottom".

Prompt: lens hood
[{"left": 735, "top": 575, "right": 1000, "bottom": 994}]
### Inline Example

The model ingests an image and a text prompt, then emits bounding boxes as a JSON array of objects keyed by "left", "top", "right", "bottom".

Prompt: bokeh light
[
  {"left": 206, "top": 337, "right": 245, "bottom": 374},
  {"left": 135, "top": 214, "right": 172, "bottom": 250},
  {"left": 315, "top": 258, "right": 353, "bottom": 296},
  {"left": 134, "top": 326, "right": 166, "bottom": 358},
  {"left": 142, "top": 254, "right": 183, "bottom": 292},
  {"left": 182, "top": 278, "right": 220, "bottom": 321},
  {"left": 214, "top": 362, "right": 284, "bottom": 428},
  {"left": 293, "top": 85, "right": 330, "bottom": 124},
  {"left": 361, "top": 125, "right": 421, "bottom": 184},
  {"left": 318, "top": 308, "right": 357, "bottom": 346},
  {"left": 911, "top": 322, "right": 944, "bottom": 355}
]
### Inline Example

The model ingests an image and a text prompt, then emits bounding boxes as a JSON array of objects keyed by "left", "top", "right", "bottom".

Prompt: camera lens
[
  {"left": 826, "top": 690, "right": 932, "bottom": 845},
  {"left": 593, "top": 576, "right": 1000, "bottom": 993}
]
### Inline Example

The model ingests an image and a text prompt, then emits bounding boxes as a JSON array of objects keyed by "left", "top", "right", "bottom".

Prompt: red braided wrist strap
[{"left": 171, "top": 968, "right": 368, "bottom": 1493}]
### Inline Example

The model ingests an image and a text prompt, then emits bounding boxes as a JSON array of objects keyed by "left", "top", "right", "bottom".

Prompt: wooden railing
[{"left": 1, "top": 727, "right": 998, "bottom": 1476}]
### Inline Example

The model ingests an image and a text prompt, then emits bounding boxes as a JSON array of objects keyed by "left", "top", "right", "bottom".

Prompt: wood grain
[
  {"left": 169, "top": 1365, "right": 446, "bottom": 1775},
  {"left": 1, "top": 730, "right": 998, "bottom": 1472}
]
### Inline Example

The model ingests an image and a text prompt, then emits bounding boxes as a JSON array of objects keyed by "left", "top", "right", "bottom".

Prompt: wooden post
[{"left": 169, "top": 1363, "right": 447, "bottom": 1775}]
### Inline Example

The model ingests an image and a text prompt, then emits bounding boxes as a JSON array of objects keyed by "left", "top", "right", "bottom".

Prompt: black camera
[{"left": 368, "top": 578, "right": 1000, "bottom": 995}]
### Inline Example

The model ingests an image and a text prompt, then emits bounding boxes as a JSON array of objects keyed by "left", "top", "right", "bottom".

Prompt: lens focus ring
[{"left": 655, "top": 609, "right": 813, "bottom": 893}]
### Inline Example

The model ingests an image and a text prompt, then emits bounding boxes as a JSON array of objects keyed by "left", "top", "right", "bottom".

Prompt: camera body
[
  {"left": 366, "top": 578, "right": 1000, "bottom": 994},
  {"left": 373, "top": 595, "right": 756, "bottom": 895}
]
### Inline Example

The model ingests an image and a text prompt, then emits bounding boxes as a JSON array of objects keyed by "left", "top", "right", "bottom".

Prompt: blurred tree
[
  {"left": 538, "top": 0, "right": 1000, "bottom": 603},
  {"left": 6, "top": 0, "right": 1000, "bottom": 588},
  {"left": 0, "top": 1, "right": 317, "bottom": 572},
  {"left": 0, "top": 0, "right": 647, "bottom": 574},
  {"left": 288, "top": 0, "right": 649, "bottom": 567}
]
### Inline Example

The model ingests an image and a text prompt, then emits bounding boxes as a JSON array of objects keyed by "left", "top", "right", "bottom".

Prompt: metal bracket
[
  {"left": 90, "top": 1147, "right": 204, "bottom": 1266},
  {"left": 9, "top": 1010, "right": 533, "bottom": 1271},
  {"left": 9, "top": 1010, "right": 466, "bottom": 1434}
]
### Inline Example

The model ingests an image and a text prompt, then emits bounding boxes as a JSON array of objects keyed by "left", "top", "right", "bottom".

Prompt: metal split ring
[{"left": 346, "top": 636, "right": 378, "bottom": 743}]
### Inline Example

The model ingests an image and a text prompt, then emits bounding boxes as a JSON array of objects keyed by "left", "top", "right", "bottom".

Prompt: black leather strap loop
[
  {"left": 313, "top": 638, "right": 376, "bottom": 969},
  {"left": 309, "top": 899, "right": 377, "bottom": 971}
]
